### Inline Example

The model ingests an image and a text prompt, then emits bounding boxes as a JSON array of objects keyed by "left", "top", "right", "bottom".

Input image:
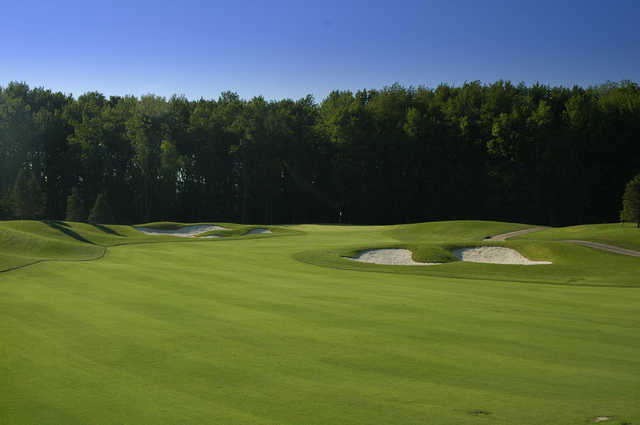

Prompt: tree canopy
[{"left": 1, "top": 80, "right": 639, "bottom": 225}]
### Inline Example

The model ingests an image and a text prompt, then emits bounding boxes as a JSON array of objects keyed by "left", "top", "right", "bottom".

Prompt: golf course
[{"left": 1, "top": 219, "right": 639, "bottom": 425}]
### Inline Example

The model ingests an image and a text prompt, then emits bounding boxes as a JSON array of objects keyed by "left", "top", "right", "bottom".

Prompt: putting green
[{"left": 1, "top": 220, "right": 639, "bottom": 425}]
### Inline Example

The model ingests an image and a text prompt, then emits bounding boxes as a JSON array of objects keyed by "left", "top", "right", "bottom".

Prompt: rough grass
[
  {"left": 0, "top": 221, "right": 105, "bottom": 270},
  {"left": 516, "top": 222, "right": 640, "bottom": 251},
  {"left": 134, "top": 221, "right": 218, "bottom": 230},
  {"left": 296, "top": 224, "right": 639, "bottom": 287},
  {"left": 338, "top": 243, "right": 459, "bottom": 264},
  {"left": 0, "top": 220, "right": 639, "bottom": 425},
  {"left": 198, "top": 225, "right": 294, "bottom": 238},
  {"left": 386, "top": 220, "right": 534, "bottom": 243},
  {"left": 0, "top": 221, "right": 300, "bottom": 271}
]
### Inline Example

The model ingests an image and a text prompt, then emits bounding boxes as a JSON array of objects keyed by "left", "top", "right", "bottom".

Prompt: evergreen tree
[
  {"left": 88, "top": 193, "right": 115, "bottom": 224},
  {"left": 621, "top": 174, "right": 640, "bottom": 227},
  {"left": 2, "top": 80, "right": 640, "bottom": 226},
  {"left": 65, "top": 187, "right": 87, "bottom": 222},
  {"left": 12, "top": 168, "right": 45, "bottom": 219}
]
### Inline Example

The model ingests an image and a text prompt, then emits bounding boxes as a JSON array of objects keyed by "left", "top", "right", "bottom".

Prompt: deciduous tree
[{"left": 621, "top": 174, "right": 640, "bottom": 227}]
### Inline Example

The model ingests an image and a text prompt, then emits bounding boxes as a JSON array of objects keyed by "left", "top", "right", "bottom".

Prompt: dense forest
[{"left": 1, "top": 80, "right": 639, "bottom": 226}]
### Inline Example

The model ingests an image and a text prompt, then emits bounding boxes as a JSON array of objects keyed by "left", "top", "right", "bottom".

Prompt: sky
[{"left": 2, "top": 0, "right": 639, "bottom": 101}]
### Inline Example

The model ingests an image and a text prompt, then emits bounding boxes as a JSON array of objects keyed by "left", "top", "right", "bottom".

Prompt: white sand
[
  {"left": 245, "top": 228, "right": 272, "bottom": 235},
  {"left": 453, "top": 247, "right": 551, "bottom": 265},
  {"left": 345, "top": 249, "right": 441, "bottom": 266},
  {"left": 134, "top": 224, "right": 227, "bottom": 237}
]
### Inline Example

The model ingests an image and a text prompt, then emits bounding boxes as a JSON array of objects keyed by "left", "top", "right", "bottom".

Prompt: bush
[{"left": 88, "top": 193, "right": 115, "bottom": 224}]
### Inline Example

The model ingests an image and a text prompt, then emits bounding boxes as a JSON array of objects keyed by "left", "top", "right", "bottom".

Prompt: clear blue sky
[{"left": 2, "top": 0, "right": 638, "bottom": 101}]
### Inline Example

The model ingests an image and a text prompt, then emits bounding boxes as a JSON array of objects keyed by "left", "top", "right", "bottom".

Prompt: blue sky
[{"left": 2, "top": 0, "right": 638, "bottom": 101}]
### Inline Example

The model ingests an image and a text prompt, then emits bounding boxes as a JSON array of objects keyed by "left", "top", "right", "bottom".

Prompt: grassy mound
[
  {"left": 198, "top": 225, "right": 298, "bottom": 238},
  {"left": 294, "top": 222, "right": 638, "bottom": 287},
  {"left": 295, "top": 239, "right": 639, "bottom": 287},
  {"left": 0, "top": 221, "right": 105, "bottom": 271},
  {"left": 340, "top": 243, "right": 459, "bottom": 264},
  {"left": 387, "top": 220, "right": 533, "bottom": 243},
  {"left": 0, "top": 220, "right": 303, "bottom": 272},
  {"left": 516, "top": 222, "right": 640, "bottom": 250},
  {"left": 134, "top": 221, "right": 225, "bottom": 230}
]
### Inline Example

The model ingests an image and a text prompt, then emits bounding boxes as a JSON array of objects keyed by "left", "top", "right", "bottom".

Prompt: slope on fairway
[
  {"left": 0, "top": 220, "right": 294, "bottom": 271},
  {"left": 387, "top": 220, "right": 535, "bottom": 243},
  {"left": 1, "top": 221, "right": 639, "bottom": 425},
  {"left": 0, "top": 220, "right": 105, "bottom": 270},
  {"left": 516, "top": 223, "right": 640, "bottom": 251},
  {"left": 296, "top": 223, "right": 640, "bottom": 287}
]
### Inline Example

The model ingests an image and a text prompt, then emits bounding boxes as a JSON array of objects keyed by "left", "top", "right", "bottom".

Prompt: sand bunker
[
  {"left": 453, "top": 247, "right": 551, "bottom": 265},
  {"left": 245, "top": 228, "right": 272, "bottom": 235},
  {"left": 345, "top": 249, "right": 441, "bottom": 266},
  {"left": 134, "top": 224, "right": 227, "bottom": 237}
]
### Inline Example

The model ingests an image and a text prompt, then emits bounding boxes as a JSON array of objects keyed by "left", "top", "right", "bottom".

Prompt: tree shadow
[
  {"left": 48, "top": 220, "right": 71, "bottom": 228},
  {"left": 43, "top": 220, "right": 95, "bottom": 245},
  {"left": 90, "top": 223, "right": 122, "bottom": 236}
]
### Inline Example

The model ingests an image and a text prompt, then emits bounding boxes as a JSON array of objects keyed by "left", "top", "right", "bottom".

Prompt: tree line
[{"left": 1, "top": 80, "right": 639, "bottom": 226}]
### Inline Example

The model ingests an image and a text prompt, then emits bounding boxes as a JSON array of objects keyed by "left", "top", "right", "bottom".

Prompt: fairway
[{"left": 1, "top": 220, "right": 640, "bottom": 425}]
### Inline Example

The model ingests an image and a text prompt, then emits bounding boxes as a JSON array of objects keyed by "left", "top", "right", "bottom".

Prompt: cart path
[
  {"left": 564, "top": 240, "right": 640, "bottom": 257},
  {"left": 487, "top": 227, "right": 547, "bottom": 241},
  {"left": 488, "top": 227, "right": 640, "bottom": 257}
]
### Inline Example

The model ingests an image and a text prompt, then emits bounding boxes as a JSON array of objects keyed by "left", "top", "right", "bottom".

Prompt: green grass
[
  {"left": 297, "top": 223, "right": 639, "bottom": 287},
  {"left": 134, "top": 221, "right": 220, "bottom": 230},
  {"left": 0, "top": 221, "right": 106, "bottom": 270},
  {"left": 516, "top": 222, "right": 640, "bottom": 251},
  {"left": 198, "top": 225, "right": 295, "bottom": 238},
  {"left": 0, "top": 221, "right": 300, "bottom": 271},
  {"left": 386, "top": 220, "right": 535, "bottom": 243},
  {"left": 1, "top": 220, "right": 639, "bottom": 425},
  {"left": 339, "top": 243, "right": 459, "bottom": 264}
]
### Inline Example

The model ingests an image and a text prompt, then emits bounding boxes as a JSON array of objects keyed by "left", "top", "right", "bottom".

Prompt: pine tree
[
  {"left": 65, "top": 187, "right": 87, "bottom": 222},
  {"left": 12, "top": 168, "right": 45, "bottom": 219},
  {"left": 621, "top": 173, "right": 640, "bottom": 228}
]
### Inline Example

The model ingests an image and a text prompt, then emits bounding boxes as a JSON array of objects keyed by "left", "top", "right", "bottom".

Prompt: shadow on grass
[
  {"left": 47, "top": 220, "right": 70, "bottom": 228},
  {"left": 90, "top": 223, "right": 122, "bottom": 236},
  {"left": 43, "top": 220, "right": 96, "bottom": 245}
]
